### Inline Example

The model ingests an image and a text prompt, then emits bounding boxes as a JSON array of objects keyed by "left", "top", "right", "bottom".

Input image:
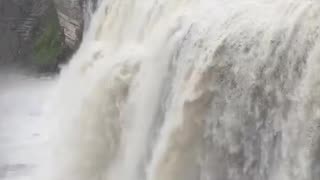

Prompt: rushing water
[{"left": 47, "top": 0, "right": 320, "bottom": 180}]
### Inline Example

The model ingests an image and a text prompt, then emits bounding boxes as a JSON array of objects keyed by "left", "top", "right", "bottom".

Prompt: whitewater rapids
[{"left": 46, "top": 0, "right": 320, "bottom": 180}]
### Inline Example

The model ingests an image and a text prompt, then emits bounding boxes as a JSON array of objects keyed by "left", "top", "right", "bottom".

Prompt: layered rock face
[
  {"left": 0, "top": 0, "right": 99, "bottom": 71},
  {"left": 54, "top": 0, "right": 99, "bottom": 50},
  {"left": 53, "top": 0, "right": 83, "bottom": 49},
  {"left": 0, "top": 0, "right": 66, "bottom": 71}
]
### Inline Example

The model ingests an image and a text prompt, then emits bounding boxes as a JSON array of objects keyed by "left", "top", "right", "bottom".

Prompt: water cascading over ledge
[{"left": 46, "top": 0, "right": 320, "bottom": 180}]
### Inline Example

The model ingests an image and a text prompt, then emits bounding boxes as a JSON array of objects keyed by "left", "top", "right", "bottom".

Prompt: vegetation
[{"left": 33, "top": 16, "right": 63, "bottom": 69}]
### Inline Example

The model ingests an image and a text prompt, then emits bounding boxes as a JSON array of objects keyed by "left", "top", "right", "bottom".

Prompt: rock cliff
[
  {"left": 0, "top": 0, "right": 99, "bottom": 71},
  {"left": 53, "top": 0, "right": 83, "bottom": 49},
  {"left": 0, "top": 0, "right": 67, "bottom": 71},
  {"left": 53, "top": 0, "right": 99, "bottom": 49}
]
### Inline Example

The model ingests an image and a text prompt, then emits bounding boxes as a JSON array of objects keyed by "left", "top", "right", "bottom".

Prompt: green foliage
[{"left": 33, "top": 18, "right": 63, "bottom": 67}]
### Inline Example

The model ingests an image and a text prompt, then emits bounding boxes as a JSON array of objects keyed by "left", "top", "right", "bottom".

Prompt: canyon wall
[
  {"left": 0, "top": 0, "right": 98, "bottom": 71},
  {"left": 54, "top": 0, "right": 99, "bottom": 49},
  {"left": 0, "top": 0, "right": 66, "bottom": 71}
]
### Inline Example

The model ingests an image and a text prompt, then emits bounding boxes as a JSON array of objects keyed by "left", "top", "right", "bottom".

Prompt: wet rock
[{"left": 0, "top": 0, "right": 67, "bottom": 71}]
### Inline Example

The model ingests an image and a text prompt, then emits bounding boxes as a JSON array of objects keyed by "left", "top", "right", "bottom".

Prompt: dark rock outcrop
[
  {"left": 0, "top": 0, "right": 100, "bottom": 72},
  {"left": 0, "top": 0, "right": 67, "bottom": 71},
  {"left": 53, "top": 0, "right": 99, "bottom": 49},
  {"left": 53, "top": 0, "right": 83, "bottom": 50}
]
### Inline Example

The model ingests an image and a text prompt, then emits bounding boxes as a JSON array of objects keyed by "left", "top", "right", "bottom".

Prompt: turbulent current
[{"left": 46, "top": 0, "right": 320, "bottom": 180}]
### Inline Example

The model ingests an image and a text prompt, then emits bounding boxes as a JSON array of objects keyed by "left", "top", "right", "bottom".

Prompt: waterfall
[
  {"left": 83, "top": 0, "right": 102, "bottom": 33},
  {"left": 47, "top": 0, "right": 320, "bottom": 180}
]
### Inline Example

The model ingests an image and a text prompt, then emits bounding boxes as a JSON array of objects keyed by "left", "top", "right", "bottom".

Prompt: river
[{"left": 0, "top": 69, "right": 54, "bottom": 180}]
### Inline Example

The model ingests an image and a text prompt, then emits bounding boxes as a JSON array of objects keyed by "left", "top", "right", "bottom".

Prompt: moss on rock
[
  {"left": 33, "top": 17, "right": 63, "bottom": 68},
  {"left": 30, "top": 2, "right": 67, "bottom": 72}
]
